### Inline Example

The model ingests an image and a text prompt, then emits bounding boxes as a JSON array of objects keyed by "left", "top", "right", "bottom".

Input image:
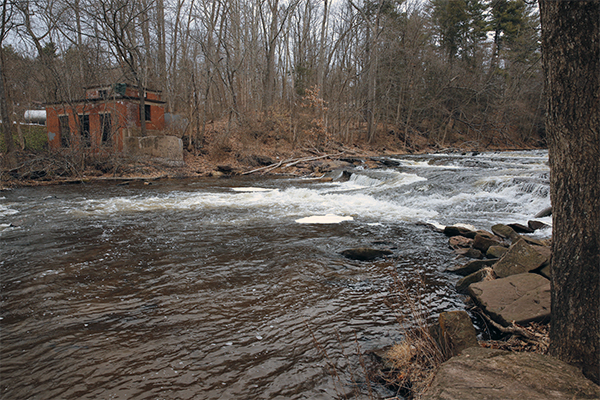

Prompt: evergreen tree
[{"left": 430, "top": 0, "right": 487, "bottom": 61}]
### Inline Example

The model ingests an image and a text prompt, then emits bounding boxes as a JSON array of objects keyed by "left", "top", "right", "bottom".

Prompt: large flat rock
[
  {"left": 493, "top": 238, "right": 550, "bottom": 278},
  {"left": 468, "top": 273, "right": 550, "bottom": 326},
  {"left": 422, "top": 347, "right": 600, "bottom": 400}
]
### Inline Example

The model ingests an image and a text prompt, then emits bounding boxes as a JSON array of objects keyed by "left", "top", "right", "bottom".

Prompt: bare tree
[
  {"left": 1, "top": 0, "right": 17, "bottom": 169},
  {"left": 90, "top": 0, "right": 155, "bottom": 136}
]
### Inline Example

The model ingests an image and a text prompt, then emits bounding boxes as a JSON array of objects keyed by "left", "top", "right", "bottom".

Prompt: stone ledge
[
  {"left": 468, "top": 273, "right": 551, "bottom": 326},
  {"left": 422, "top": 347, "right": 600, "bottom": 400}
]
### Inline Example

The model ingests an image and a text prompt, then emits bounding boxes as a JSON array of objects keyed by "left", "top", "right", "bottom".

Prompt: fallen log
[{"left": 241, "top": 152, "right": 345, "bottom": 175}]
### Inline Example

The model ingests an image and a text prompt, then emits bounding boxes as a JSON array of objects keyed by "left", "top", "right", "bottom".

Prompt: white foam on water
[
  {"left": 394, "top": 159, "right": 462, "bottom": 169},
  {"left": 231, "top": 187, "right": 275, "bottom": 192},
  {"left": 64, "top": 151, "right": 550, "bottom": 229},
  {"left": 453, "top": 223, "right": 477, "bottom": 231},
  {"left": 0, "top": 204, "right": 19, "bottom": 217},
  {"left": 295, "top": 214, "right": 353, "bottom": 224},
  {"left": 69, "top": 180, "right": 438, "bottom": 223}
]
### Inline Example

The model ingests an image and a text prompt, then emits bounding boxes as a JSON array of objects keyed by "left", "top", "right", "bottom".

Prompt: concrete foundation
[{"left": 125, "top": 135, "right": 184, "bottom": 164}]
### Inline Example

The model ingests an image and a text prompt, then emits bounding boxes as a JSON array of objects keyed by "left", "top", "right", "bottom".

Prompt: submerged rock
[
  {"left": 468, "top": 273, "right": 551, "bottom": 326},
  {"left": 444, "top": 225, "right": 477, "bottom": 239},
  {"left": 340, "top": 248, "right": 393, "bottom": 261},
  {"left": 422, "top": 347, "right": 600, "bottom": 400}
]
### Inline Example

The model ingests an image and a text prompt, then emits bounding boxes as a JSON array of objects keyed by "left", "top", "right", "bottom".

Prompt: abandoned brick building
[{"left": 45, "top": 84, "right": 166, "bottom": 152}]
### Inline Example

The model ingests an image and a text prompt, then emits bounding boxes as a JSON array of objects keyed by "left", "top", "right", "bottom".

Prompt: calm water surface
[{"left": 0, "top": 151, "right": 551, "bottom": 399}]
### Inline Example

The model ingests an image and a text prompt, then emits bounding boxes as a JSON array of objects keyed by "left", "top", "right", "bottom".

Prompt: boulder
[
  {"left": 472, "top": 233, "right": 503, "bottom": 253},
  {"left": 422, "top": 347, "right": 600, "bottom": 400},
  {"left": 522, "top": 236, "right": 551, "bottom": 247},
  {"left": 491, "top": 224, "right": 520, "bottom": 243},
  {"left": 444, "top": 226, "right": 477, "bottom": 239},
  {"left": 217, "top": 165, "right": 235, "bottom": 174},
  {"left": 493, "top": 239, "right": 550, "bottom": 278},
  {"left": 455, "top": 267, "right": 495, "bottom": 294},
  {"left": 535, "top": 206, "right": 552, "bottom": 218},
  {"left": 445, "top": 259, "right": 497, "bottom": 276},
  {"left": 474, "top": 230, "right": 496, "bottom": 239},
  {"left": 340, "top": 248, "right": 393, "bottom": 261},
  {"left": 528, "top": 220, "right": 550, "bottom": 231},
  {"left": 454, "top": 247, "right": 484, "bottom": 259},
  {"left": 430, "top": 311, "right": 479, "bottom": 357},
  {"left": 253, "top": 154, "right": 275, "bottom": 166},
  {"left": 448, "top": 236, "right": 473, "bottom": 249},
  {"left": 323, "top": 169, "right": 353, "bottom": 182},
  {"left": 486, "top": 245, "right": 509, "bottom": 259},
  {"left": 468, "top": 273, "right": 551, "bottom": 326},
  {"left": 508, "top": 223, "right": 535, "bottom": 233}
]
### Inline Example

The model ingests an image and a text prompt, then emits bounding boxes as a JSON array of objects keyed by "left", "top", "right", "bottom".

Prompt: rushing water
[{"left": 0, "top": 151, "right": 551, "bottom": 399}]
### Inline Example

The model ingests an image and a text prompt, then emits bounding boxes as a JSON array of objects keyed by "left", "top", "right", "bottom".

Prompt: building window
[
  {"left": 139, "top": 104, "right": 151, "bottom": 122},
  {"left": 100, "top": 113, "right": 112, "bottom": 145},
  {"left": 99, "top": 89, "right": 108, "bottom": 99},
  {"left": 79, "top": 114, "right": 90, "bottom": 147},
  {"left": 59, "top": 115, "right": 70, "bottom": 147}
]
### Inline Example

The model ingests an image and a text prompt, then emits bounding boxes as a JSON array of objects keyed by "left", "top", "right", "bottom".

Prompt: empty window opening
[
  {"left": 100, "top": 113, "right": 112, "bottom": 145},
  {"left": 79, "top": 114, "right": 90, "bottom": 147},
  {"left": 139, "top": 104, "right": 151, "bottom": 122},
  {"left": 59, "top": 115, "right": 70, "bottom": 147}
]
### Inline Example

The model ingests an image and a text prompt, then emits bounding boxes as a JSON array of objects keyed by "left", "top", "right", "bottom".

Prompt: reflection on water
[{"left": 0, "top": 151, "right": 550, "bottom": 399}]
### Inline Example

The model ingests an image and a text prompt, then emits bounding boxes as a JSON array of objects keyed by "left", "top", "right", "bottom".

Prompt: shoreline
[{"left": 1, "top": 144, "right": 546, "bottom": 190}]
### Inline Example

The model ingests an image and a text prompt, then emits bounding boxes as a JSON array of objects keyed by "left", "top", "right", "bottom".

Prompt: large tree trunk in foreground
[{"left": 539, "top": 0, "right": 599, "bottom": 384}]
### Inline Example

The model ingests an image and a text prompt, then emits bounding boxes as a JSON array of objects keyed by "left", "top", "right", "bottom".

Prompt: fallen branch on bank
[
  {"left": 241, "top": 158, "right": 292, "bottom": 175},
  {"left": 284, "top": 152, "right": 345, "bottom": 168},
  {"left": 241, "top": 152, "right": 345, "bottom": 175},
  {"left": 476, "top": 308, "right": 549, "bottom": 353},
  {"left": 480, "top": 312, "right": 537, "bottom": 341}
]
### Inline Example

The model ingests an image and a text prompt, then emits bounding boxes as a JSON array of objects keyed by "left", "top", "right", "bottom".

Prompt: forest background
[{"left": 0, "top": 0, "right": 544, "bottom": 177}]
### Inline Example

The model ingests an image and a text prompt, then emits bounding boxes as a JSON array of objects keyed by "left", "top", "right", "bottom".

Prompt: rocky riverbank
[{"left": 373, "top": 220, "right": 600, "bottom": 399}]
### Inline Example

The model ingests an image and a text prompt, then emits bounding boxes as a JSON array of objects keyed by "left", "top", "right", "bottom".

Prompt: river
[{"left": 0, "top": 150, "right": 551, "bottom": 399}]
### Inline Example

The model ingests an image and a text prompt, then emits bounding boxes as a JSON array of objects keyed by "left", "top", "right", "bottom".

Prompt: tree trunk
[
  {"left": 156, "top": 0, "right": 166, "bottom": 87},
  {"left": 539, "top": 0, "right": 599, "bottom": 384},
  {"left": 263, "top": 0, "right": 279, "bottom": 114},
  {"left": 0, "top": 53, "right": 16, "bottom": 169}
]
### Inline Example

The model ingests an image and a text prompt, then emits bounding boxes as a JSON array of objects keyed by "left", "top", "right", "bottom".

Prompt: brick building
[{"left": 45, "top": 84, "right": 166, "bottom": 152}]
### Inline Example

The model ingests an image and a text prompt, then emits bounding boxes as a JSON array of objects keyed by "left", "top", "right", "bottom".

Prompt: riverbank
[
  {"left": 373, "top": 221, "right": 600, "bottom": 399},
  {"left": 1, "top": 137, "right": 540, "bottom": 190}
]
